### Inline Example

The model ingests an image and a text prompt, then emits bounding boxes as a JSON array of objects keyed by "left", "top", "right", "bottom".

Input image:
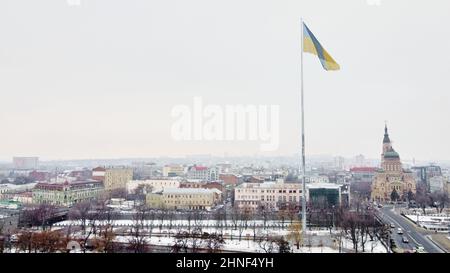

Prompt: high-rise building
[
  {"left": 371, "top": 125, "right": 416, "bottom": 202},
  {"left": 411, "top": 165, "right": 442, "bottom": 192}
]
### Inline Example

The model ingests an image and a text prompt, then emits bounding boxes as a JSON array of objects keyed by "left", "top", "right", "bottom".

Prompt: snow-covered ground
[
  {"left": 404, "top": 214, "right": 450, "bottom": 232},
  {"left": 51, "top": 219, "right": 388, "bottom": 253}
]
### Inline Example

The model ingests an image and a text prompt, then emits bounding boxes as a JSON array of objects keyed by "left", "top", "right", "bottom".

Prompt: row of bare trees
[
  {"left": 414, "top": 184, "right": 450, "bottom": 214},
  {"left": 332, "top": 196, "right": 384, "bottom": 253},
  {"left": 172, "top": 229, "right": 225, "bottom": 253}
]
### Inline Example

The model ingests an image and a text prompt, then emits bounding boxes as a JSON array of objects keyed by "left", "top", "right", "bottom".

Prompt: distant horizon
[{"left": 0, "top": 153, "right": 448, "bottom": 166}]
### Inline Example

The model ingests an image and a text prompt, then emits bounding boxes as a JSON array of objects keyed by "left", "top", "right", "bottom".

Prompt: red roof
[
  {"left": 193, "top": 166, "right": 208, "bottom": 171},
  {"left": 350, "top": 167, "right": 377, "bottom": 172}
]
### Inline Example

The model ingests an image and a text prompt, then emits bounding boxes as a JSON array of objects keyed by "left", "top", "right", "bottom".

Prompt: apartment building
[
  {"left": 32, "top": 180, "right": 104, "bottom": 207},
  {"left": 92, "top": 167, "right": 133, "bottom": 191},
  {"left": 186, "top": 166, "right": 218, "bottom": 181},
  {"left": 146, "top": 188, "right": 222, "bottom": 210},
  {"left": 127, "top": 178, "right": 181, "bottom": 194},
  {"left": 162, "top": 165, "right": 185, "bottom": 177},
  {"left": 234, "top": 179, "right": 303, "bottom": 211}
]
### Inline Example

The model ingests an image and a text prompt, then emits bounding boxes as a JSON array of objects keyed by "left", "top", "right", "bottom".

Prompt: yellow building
[
  {"left": 162, "top": 165, "right": 185, "bottom": 177},
  {"left": 371, "top": 125, "right": 416, "bottom": 202},
  {"left": 104, "top": 168, "right": 133, "bottom": 191},
  {"left": 146, "top": 188, "right": 221, "bottom": 210}
]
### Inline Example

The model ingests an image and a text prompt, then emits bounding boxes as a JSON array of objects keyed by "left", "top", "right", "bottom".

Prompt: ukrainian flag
[{"left": 303, "top": 23, "right": 340, "bottom": 71}]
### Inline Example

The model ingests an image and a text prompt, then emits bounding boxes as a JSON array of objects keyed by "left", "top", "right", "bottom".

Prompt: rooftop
[
  {"left": 159, "top": 188, "right": 221, "bottom": 195},
  {"left": 350, "top": 167, "right": 377, "bottom": 172},
  {"left": 307, "top": 183, "right": 341, "bottom": 189}
]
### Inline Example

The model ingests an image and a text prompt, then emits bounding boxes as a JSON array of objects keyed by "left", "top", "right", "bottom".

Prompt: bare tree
[
  {"left": 68, "top": 201, "right": 99, "bottom": 252},
  {"left": 69, "top": 201, "right": 92, "bottom": 235},
  {"left": 340, "top": 210, "right": 360, "bottom": 253},
  {"left": 257, "top": 205, "right": 270, "bottom": 230},
  {"left": 172, "top": 229, "right": 189, "bottom": 253},
  {"left": 127, "top": 205, "right": 149, "bottom": 253},
  {"left": 190, "top": 227, "right": 203, "bottom": 253},
  {"left": 21, "top": 204, "right": 57, "bottom": 231},
  {"left": 96, "top": 205, "right": 117, "bottom": 253},
  {"left": 156, "top": 208, "right": 167, "bottom": 232},
  {"left": 202, "top": 232, "right": 225, "bottom": 253},
  {"left": 167, "top": 210, "right": 175, "bottom": 235},
  {"left": 287, "top": 220, "right": 302, "bottom": 249},
  {"left": 257, "top": 233, "right": 276, "bottom": 253},
  {"left": 415, "top": 184, "right": 430, "bottom": 215},
  {"left": 186, "top": 211, "right": 193, "bottom": 232},
  {"left": 230, "top": 207, "right": 240, "bottom": 231},
  {"left": 431, "top": 192, "right": 449, "bottom": 213},
  {"left": 193, "top": 210, "right": 204, "bottom": 234}
]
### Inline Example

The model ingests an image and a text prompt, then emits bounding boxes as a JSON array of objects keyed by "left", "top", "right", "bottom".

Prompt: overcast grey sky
[{"left": 1, "top": 0, "right": 449, "bottom": 161}]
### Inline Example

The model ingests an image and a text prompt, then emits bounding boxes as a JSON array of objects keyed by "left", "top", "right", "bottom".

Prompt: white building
[
  {"left": 234, "top": 179, "right": 303, "bottom": 211},
  {"left": 429, "top": 176, "right": 445, "bottom": 193},
  {"left": 162, "top": 165, "right": 185, "bottom": 177},
  {"left": 127, "top": 178, "right": 181, "bottom": 194},
  {"left": 306, "top": 175, "right": 330, "bottom": 184},
  {"left": 146, "top": 188, "right": 222, "bottom": 210},
  {"left": 187, "top": 166, "right": 218, "bottom": 181}
]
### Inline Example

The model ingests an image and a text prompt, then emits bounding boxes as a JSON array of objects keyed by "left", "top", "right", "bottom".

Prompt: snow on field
[
  {"left": 54, "top": 219, "right": 292, "bottom": 228},
  {"left": 53, "top": 222, "right": 387, "bottom": 253},
  {"left": 114, "top": 234, "right": 339, "bottom": 253},
  {"left": 404, "top": 214, "right": 450, "bottom": 232}
]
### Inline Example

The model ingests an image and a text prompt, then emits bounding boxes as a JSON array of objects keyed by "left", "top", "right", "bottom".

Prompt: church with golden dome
[{"left": 371, "top": 125, "right": 416, "bottom": 202}]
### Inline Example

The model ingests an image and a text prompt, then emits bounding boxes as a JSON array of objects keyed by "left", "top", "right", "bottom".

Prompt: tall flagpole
[{"left": 300, "top": 18, "right": 307, "bottom": 235}]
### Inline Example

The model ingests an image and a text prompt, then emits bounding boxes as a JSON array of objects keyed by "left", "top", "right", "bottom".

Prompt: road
[{"left": 377, "top": 205, "right": 445, "bottom": 253}]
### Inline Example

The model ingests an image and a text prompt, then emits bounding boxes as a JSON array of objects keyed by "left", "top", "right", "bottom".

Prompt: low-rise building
[
  {"left": 127, "top": 178, "right": 181, "bottom": 194},
  {"left": 307, "top": 183, "right": 342, "bottom": 207},
  {"left": 146, "top": 188, "right": 222, "bottom": 210},
  {"left": 32, "top": 180, "right": 104, "bottom": 206},
  {"left": 28, "top": 170, "right": 50, "bottom": 182},
  {"left": 234, "top": 179, "right": 303, "bottom": 211},
  {"left": 306, "top": 175, "right": 330, "bottom": 184},
  {"left": 162, "top": 165, "right": 185, "bottom": 177},
  {"left": 219, "top": 174, "right": 240, "bottom": 186},
  {"left": 102, "top": 167, "right": 133, "bottom": 191},
  {"left": 350, "top": 167, "right": 377, "bottom": 183},
  {"left": 429, "top": 176, "right": 445, "bottom": 193},
  {"left": 186, "top": 166, "right": 218, "bottom": 181},
  {"left": 0, "top": 183, "right": 37, "bottom": 199}
]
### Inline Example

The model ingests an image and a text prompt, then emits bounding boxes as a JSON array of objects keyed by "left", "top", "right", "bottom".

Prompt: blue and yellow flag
[{"left": 303, "top": 23, "right": 340, "bottom": 71}]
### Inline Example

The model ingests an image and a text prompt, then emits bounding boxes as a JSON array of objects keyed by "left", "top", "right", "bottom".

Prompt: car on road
[
  {"left": 378, "top": 204, "right": 383, "bottom": 208},
  {"left": 397, "top": 228, "right": 403, "bottom": 234},
  {"left": 390, "top": 223, "right": 395, "bottom": 228},
  {"left": 402, "top": 236, "right": 409, "bottom": 243},
  {"left": 415, "top": 245, "right": 425, "bottom": 253}
]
